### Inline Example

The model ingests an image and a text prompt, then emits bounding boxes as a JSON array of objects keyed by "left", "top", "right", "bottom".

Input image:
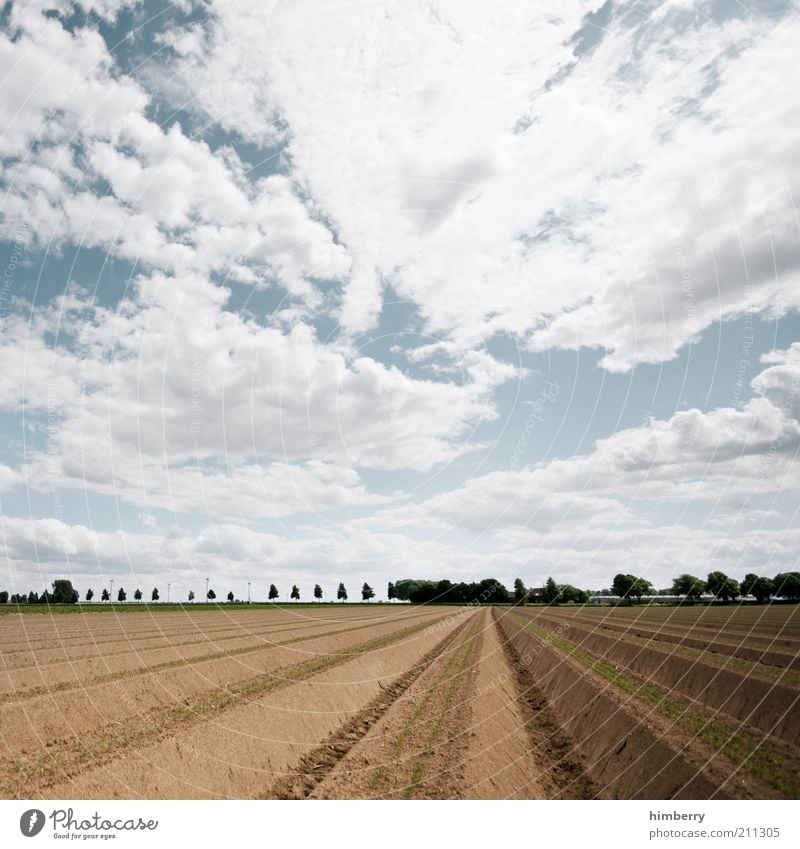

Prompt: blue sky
[{"left": 1, "top": 0, "right": 798, "bottom": 601}]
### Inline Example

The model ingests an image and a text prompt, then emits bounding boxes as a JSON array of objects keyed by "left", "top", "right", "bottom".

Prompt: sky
[{"left": 0, "top": 0, "right": 798, "bottom": 602}]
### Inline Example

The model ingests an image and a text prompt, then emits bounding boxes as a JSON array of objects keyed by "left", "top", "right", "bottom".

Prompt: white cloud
[
  {"left": 358, "top": 343, "right": 800, "bottom": 543},
  {"left": 172, "top": 0, "right": 800, "bottom": 369},
  {"left": 0, "top": 271, "right": 515, "bottom": 520},
  {"left": 0, "top": 8, "right": 350, "bottom": 300}
]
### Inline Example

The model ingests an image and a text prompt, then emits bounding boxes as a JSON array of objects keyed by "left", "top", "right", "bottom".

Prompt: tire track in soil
[
  {"left": 493, "top": 608, "right": 602, "bottom": 799},
  {"left": 268, "top": 611, "right": 480, "bottom": 800}
]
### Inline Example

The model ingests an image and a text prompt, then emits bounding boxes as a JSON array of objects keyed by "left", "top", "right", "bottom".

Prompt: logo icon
[{"left": 19, "top": 809, "right": 46, "bottom": 837}]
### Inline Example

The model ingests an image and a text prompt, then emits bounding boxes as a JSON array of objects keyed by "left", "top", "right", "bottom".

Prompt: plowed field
[{"left": 0, "top": 603, "right": 797, "bottom": 799}]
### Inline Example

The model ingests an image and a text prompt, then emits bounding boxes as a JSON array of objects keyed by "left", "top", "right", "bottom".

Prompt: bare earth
[{"left": 0, "top": 603, "right": 797, "bottom": 799}]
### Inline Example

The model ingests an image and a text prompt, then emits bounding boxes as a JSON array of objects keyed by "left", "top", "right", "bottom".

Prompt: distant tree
[
  {"left": 152, "top": 587, "right": 160, "bottom": 602},
  {"left": 543, "top": 577, "right": 560, "bottom": 605},
  {"left": 559, "top": 584, "right": 589, "bottom": 604},
  {"left": 387, "top": 581, "right": 397, "bottom": 602},
  {"left": 117, "top": 587, "right": 127, "bottom": 603},
  {"left": 514, "top": 578, "right": 527, "bottom": 604},
  {"left": 362, "top": 582, "right": 375, "bottom": 602},
  {"left": 85, "top": 588, "right": 94, "bottom": 602},
  {"left": 207, "top": 589, "right": 216, "bottom": 601},
  {"left": 477, "top": 579, "right": 509, "bottom": 604},
  {"left": 314, "top": 584, "right": 323, "bottom": 603},
  {"left": 28, "top": 590, "right": 39, "bottom": 604},
  {"left": 101, "top": 588, "right": 110, "bottom": 602},
  {"left": 612, "top": 574, "right": 654, "bottom": 601},
  {"left": 739, "top": 574, "right": 774, "bottom": 604},
  {"left": 705, "top": 571, "right": 739, "bottom": 603},
  {"left": 337, "top": 582, "right": 348, "bottom": 602},
  {"left": 38, "top": 589, "right": 52, "bottom": 604},
  {"left": 188, "top": 590, "right": 195, "bottom": 603},
  {"left": 0, "top": 591, "right": 8, "bottom": 604},
  {"left": 671, "top": 574, "right": 705, "bottom": 603},
  {"left": 51, "top": 579, "right": 78, "bottom": 604},
  {"left": 227, "top": 591, "right": 234, "bottom": 602},
  {"left": 290, "top": 585, "right": 300, "bottom": 602},
  {"left": 774, "top": 572, "right": 800, "bottom": 601},
  {"left": 611, "top": 573, "right": 633, "bottom": 598},
  {"left": 133, "top": 588, "right": 142, "bottom": 603},
  {"left": 269, "top": 584, "right": 279, "bottom": 601}
]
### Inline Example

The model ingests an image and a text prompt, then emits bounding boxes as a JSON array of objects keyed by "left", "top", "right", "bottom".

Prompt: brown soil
[
  {"left": 302, "top": 610, "right": 484, "bottom": 799},
  {"left": 38, "top": 610, "right": 469, "bottom": 798},
  {"left": 495, "top": 610, "right": 736, "bottom": 799},
  {"left": 0, "top": 608, "right": 428, "bottom": 687},
  {"left": 522, "top": 612, "right": 800, "bottom": 747},
  {"left": 0, "top": 609, "right": 446, "bottom": 762},
  {"left": 2, "top": 604, "right": 796, "bottom": 800},
  {"left": 542, "top": 612, "right": 800, "bottom": 669},
  {"left": 459, "top": 609, "right": 550, "bottom": 798}
]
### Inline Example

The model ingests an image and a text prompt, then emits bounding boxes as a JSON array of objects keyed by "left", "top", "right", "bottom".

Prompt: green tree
[
  {"left": 291, "top": 585, "right": 300, "bottom": 601},
  {"left": 28, "top": 590, "right": 39, "bottom": 604},
  {"left": 514, "top": 578, "right": 527, "bottom": 604},
  {"left": 612, "top": 574, "right": 654, "bottom": 601},
  {"left": 85, "top": 588, "right": 94, "bottom": 602},
  {"left": 188, "top": 590, "right": 195, "bottom": 603},
  {"left": 739, "top": 574, "right": 774, "bottom": 603},
  {"left": 133, "top": 588, "right": 143, "bottom": 603},
  {"left": 671, "top": 574, "right": 704, "bottom": 603},
  {"left": 0, "top": 591, "right": 8, "bottom": 604},
  {"left": 387, "top": 581, "right": 398, "bottom": 602},
  {"left": 559, "top": 584, "right": 589, "bottom": 604},
  {"left": 362, "top": 582, "right": 375, "bottom": 602},
  {"left": 117, "top": 587, "right": 127, "bottom": 603},
  {"left": 314, "top": 584, "right": 323, "bottom": 602},
  {"left": 51, "top": 579, "right": 78, "bottom": 604},
  {"left": 269, "top": 584, "right": 279, "bottom": 601},
  {"left": 227, "top": 591, "right": 234, "bottom": 602},
  {"left": 101, "top": 588, "right": 109, "bottom": 602},
  {"left": 152, "top": 587, "right": 160, "bottom": 602},
  {"left": 543, "top": 577, "right": 560, "bottom": 605},
  {"left": 774, "top": 572, "right": 800, "bottom": 601},
  {"left": 337, "top": 582, "right": 348, "bottom": 602},
  {"left": 705, "top": 571, "right": 739, "bottom": 602},
  {"left": 207, "top": 589, "right": 216, "bottom": 601}
]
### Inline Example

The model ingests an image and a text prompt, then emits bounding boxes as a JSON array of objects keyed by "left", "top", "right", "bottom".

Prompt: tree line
[
  {"left": 0, "top": 580, "right": 380, "bottom": 605},
  {"left": 3, "top": 571, "right": 798, "bottom": 608},
  {"left": 516, "top": 571, "right": 800, "bottom": 605}
]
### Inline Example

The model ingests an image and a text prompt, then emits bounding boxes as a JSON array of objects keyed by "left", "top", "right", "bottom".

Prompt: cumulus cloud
[
  {"left": 170, "top": 0, "right": 800, "bottom": 368},
  {"left": 0, "top": 271, "right": 515, "bottom": 520},
  {"left": 0, "top": 8, "right": 350, "bottom": 299},
  {"left": 1, "top": 0, "right": 797, "bottom": 592},
  {"left": 359, "top": 343, "right": 800, "bottom": 550}
]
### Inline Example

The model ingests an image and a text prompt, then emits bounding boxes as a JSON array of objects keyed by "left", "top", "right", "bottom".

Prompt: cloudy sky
[{"left": 1, "top": 0, "right": 798, "bottom": 602}]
